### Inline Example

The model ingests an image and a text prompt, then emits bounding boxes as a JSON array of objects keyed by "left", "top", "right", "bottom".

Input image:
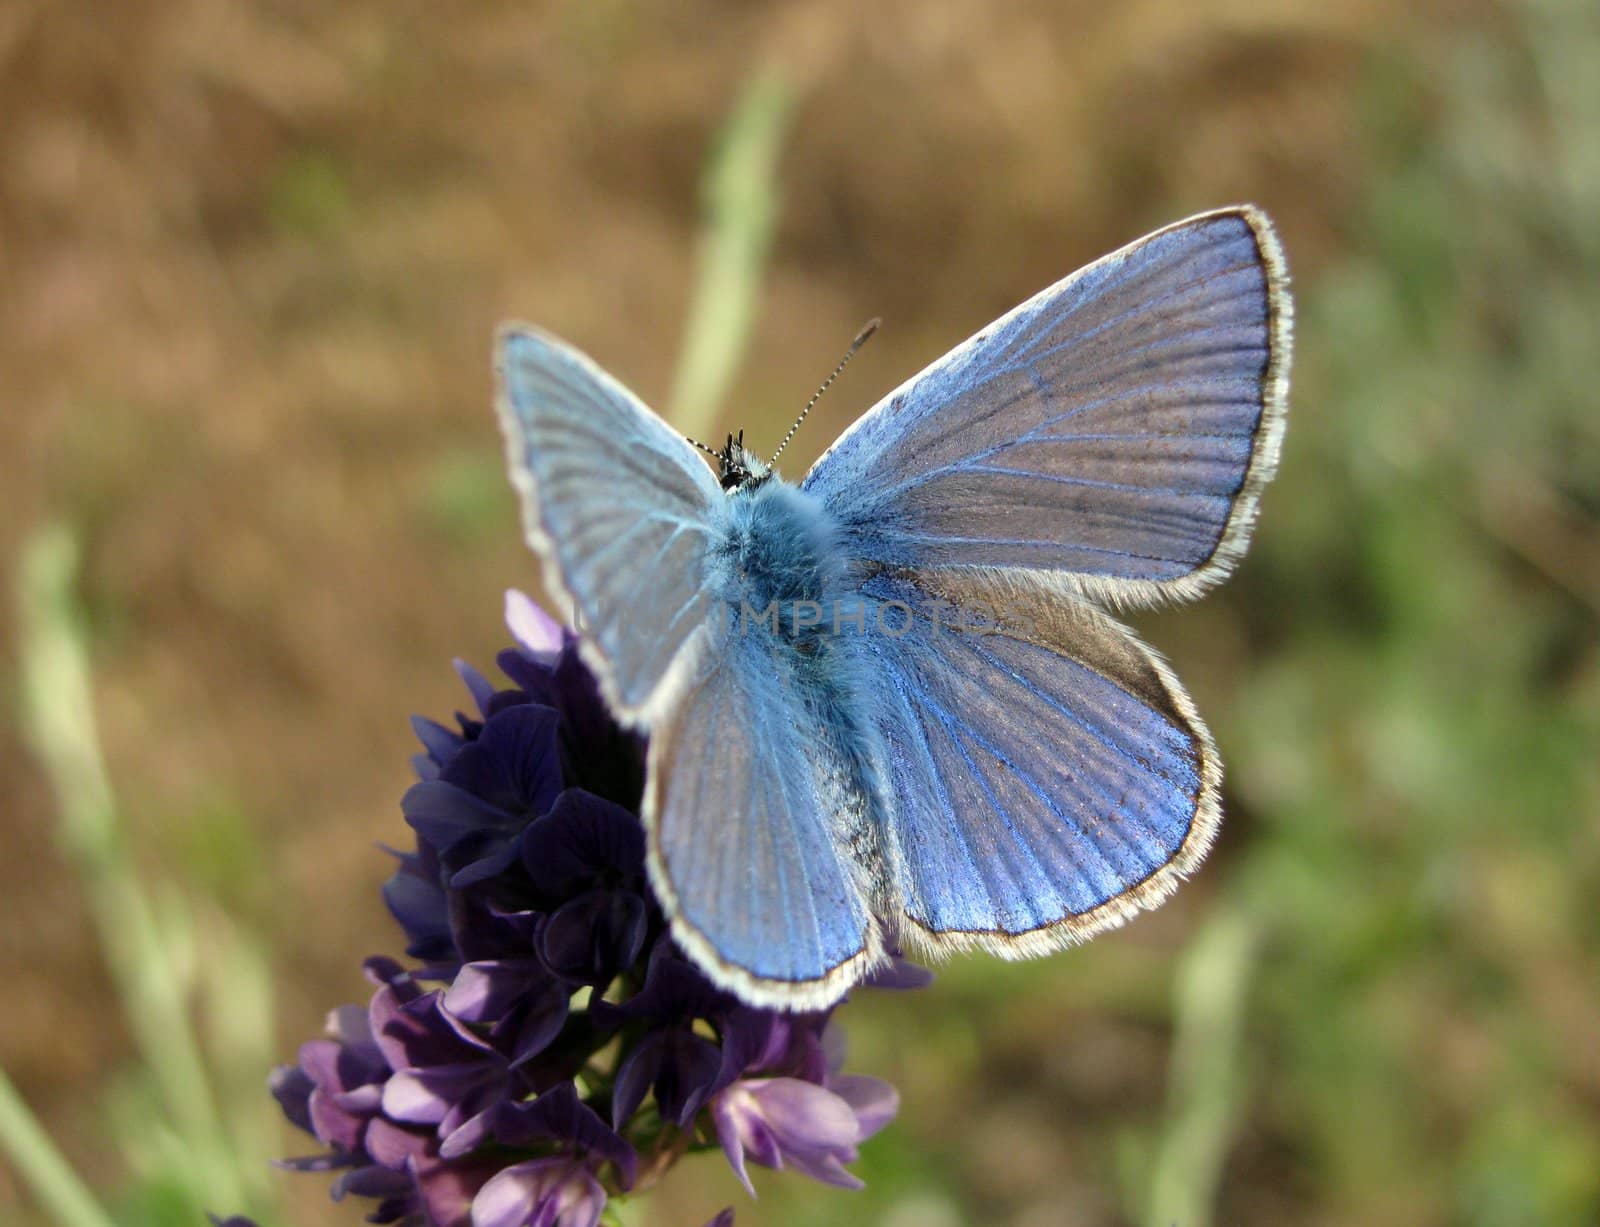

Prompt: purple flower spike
[
  {"left": 470, "top": 1157, "right": 606, "bottom": 1227},
  {"left": 271, "top": 596, "right": 914, "bottom": 1223}
]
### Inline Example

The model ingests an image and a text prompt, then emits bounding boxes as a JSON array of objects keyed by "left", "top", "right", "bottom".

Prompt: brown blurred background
[{"left": 5, "top": 2, "right": 1598, "bottom": 1225}]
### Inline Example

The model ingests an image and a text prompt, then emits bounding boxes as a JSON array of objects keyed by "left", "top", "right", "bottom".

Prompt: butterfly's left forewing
[
  {"left": 497, "top": 327, "right": 724, "bottom": 722},
  {"left": 858, "top": 571, "right": 1219, "bottom": 954}
]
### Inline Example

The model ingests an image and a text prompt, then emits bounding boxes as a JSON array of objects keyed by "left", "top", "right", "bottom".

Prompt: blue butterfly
[{"left": 496, "top": 206, "right": 1291, "bottom": 1009}]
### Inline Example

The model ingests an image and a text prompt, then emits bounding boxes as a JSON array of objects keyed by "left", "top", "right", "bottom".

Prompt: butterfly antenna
[
  {"left": 769, "top": 318, "right": 881, "bottom": 467},
  {"left": 684, "top": 435, "right": 722, "bottom": 461}
]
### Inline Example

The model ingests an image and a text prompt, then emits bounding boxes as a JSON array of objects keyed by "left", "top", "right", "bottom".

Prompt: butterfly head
[{"left": 716, "top": 429, "right": 772, "bottom": 493}]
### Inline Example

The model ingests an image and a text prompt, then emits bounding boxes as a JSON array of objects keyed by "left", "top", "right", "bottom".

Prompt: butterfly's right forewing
[
  {"left": 803, "top": 207, "right": 1290, "bottom": 609},
  {"left": 497, "top": 327, "right": 725, "bottom": 721}
]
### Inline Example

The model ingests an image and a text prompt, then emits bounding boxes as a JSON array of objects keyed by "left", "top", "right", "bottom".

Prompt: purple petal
[
  {"left": 371, "top": 988, "right": 494, "bottom": 1075},
  {"left": 453, "top": 659, "right": 499, "bottom": 718},
  {"left": 604, "top": 948, "right": 735, "bottom": 1024},
  {"left": 703, "top": 1209, "right": 736, "bottom": 1227},
  {"left": 308, "top": 1085, "right": 370, "bottom": 1152},
  {"left": 511, "top": 1083, "right": 638, "bottom": 1187},
  {"left": 538, "top": 890, "right": 647, "bottom": 986},
  {"left": 470, "top": 1157, "right": 605, "bottom": 1227},
  {"left": 711, "top": 1092, "right": 757, "bottom": 1196},
  {"left": 412, "top": 715, "right": 467, "bottom": 767},
  {"left": 414, "top": 1153, "right": 500, "bottom": 1227},
  {"left": 610, "top": 1031, "right": 661, "bottom": 1128},
  {"left": 521, "top": 790, "right": 646, "bottom": 896},
  {"left": 382, "top": 860, "right": 456, "bottom": 964},
  {"left": 444, "top": 960, "right": 550, "bottom": 1024},
  {"left": 365, "top": 1117, "right": 433, "bottom": 1171},
  {"left": 268, "top": 1064, "right": 314, "bottom": 1134},
  {"left": 713, "top": 1077, "right": 872, "bottom": 1191},
  {"left": 364, "top": 956, "right": 420, "bottom": 996},
  {"left": 333, "top": 1163, "right": 413, "bottom": 1200},
  {"left": 495, "top": 647, "right": 558, "bottom": 704},
  {"left": 751, "top": 1078, "right": 861, "bottom": 1151},
  {"left": 438, "top": 1105, "right": 495, "bottom": 1160},
  {"left": 401, "top": 781, "right": 522, "bottom": 858},
  {"left": 439, "top": 705, "right": 562, "bottom": 819},
  {"left": 656, "top": 1030, "right": 723, "bottom": 1126},
  {"left": 383, "top": 1064, "right": 490, "bottom": 1125},
  {"left": 500, "top": 985, "right": 571, "bottom": 1068},
  {"left": 829, "top": 1074, "right": 899, "bottom": 1139},
  {"left": 550, "top": 647, "right": 645, "bottom": 806}
]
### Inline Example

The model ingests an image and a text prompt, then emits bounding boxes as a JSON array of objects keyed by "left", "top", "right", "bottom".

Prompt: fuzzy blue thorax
[{"left": 710, "top": 475, "right": 841, "bottom": 631}]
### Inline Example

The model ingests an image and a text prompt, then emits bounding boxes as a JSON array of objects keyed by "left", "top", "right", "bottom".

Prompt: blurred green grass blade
[
  {"left": 199, "top": 901, "right": 279, "bottom": 1206},
  {"left": 668, "top": 67, "right": 795, "bottom": 442},
  {"left": 1143, "top": 905, "right": 1260, "bottom": 1227},
  {"left": 0, "top": 1069, "right": 117, "bottom": 1227},
  {"left": 15, "top": 525, "right": 250, "bottom": 1217}
]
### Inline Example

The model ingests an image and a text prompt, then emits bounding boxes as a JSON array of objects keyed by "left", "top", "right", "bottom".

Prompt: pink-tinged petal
[
  {"left": 383, "top": 1064, "right": 489, "bottom": 1124},
  {"left": 783, "top": 1148, "right": 864, "bottom": 1191},
  {"left": 306, "top": 1087, "right": 364, "bottom": 1152},
  {"left": 749, "top": 1079, "right": 861, "bottom": 1150},
  {"left": 506, "top": 590, "right": 564, "bottom": 655},
  {"left": 297, "top": 1039, "right": 347, "bottom": 1088},
  {"left": 829, "top": 1074, "right": 899, "bottom": 1140},
  {"left": 711, "top": 1091, "right": 755, "bottom": 1196},
  {"left": 471, "top": 1158, "right": 605, "bottom": 1227},
  {"left": 364, "top": 1117, "right": 433, "bottom": 1170}
]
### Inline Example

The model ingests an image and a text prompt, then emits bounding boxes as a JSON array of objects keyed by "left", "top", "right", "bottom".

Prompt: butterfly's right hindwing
[
  {"left": 497, "top": 327, "right": 724, "bottom": 720},
  {"left": 857, "top": 570, "right": 1220, "bottom": 955}
]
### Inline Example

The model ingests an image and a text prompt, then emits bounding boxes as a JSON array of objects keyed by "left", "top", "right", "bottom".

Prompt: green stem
[
  {"left": 668, "top": 67, "right": 795, "bottom": 443},
  {"left": 0, "top": 1069, "right": 117, "bottom": 1227},
  {"left": 1143, "top": 903, "right": 1261, "bottom": 1227},
  {"left": 15, "top": 526, "right": 248, "bottom": 1215}
]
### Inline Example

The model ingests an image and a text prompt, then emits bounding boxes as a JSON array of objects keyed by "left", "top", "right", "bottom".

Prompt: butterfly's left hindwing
[
  {"left": 644, "top": 628, "right": 882, "bottom": 1009},
  {"left": 858, "top": 570, "right": 1219, "bottom": 953}
]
